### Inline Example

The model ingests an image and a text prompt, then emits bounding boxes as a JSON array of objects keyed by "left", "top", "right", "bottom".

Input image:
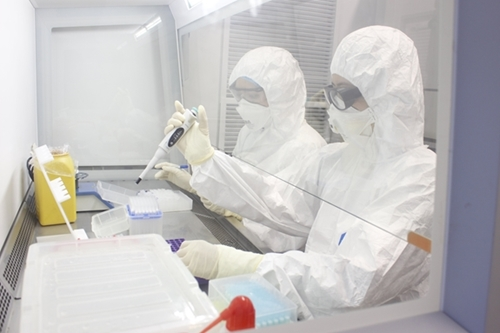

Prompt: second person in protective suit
[
  {"left": 165, "top": 26, "right": 436, "bottom": 320},
  {"left": 156, "top": 46, "right": 326, "bottom": 252}
]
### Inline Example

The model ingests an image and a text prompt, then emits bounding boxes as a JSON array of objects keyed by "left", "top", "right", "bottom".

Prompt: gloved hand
[
  {"left": 154, "top": 162, "right": 196, "bottom": 194},
  {"left": 164, "top": 101, "right": 214, "bottom": 165},
  {"left": 154, "top": 162, "right": 241, "bottom": 220},
  {"left": 200, "top": 196, "right": 242, "bottom": 221},
  {"left": 177, "top": 240, "right": 263, "bottom": 280}
]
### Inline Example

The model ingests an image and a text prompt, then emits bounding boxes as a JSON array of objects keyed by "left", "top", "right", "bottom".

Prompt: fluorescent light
[
  {"left": 134, "top": 16, "right": 162, "bottom": 40},
  {"left": 134, "top": 27, "right": 147, "bottom": 40},
  {"left": 145, "top": 17, "right": 162, "bottom": 30}
]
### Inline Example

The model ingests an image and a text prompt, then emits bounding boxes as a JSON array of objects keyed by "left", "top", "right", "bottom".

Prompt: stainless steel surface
[
  {"left": 34, "top": 179, "right": 266, "bottom": 252},
  {"left": 0, "top": 183, "right": 37, "bottom": 333},
  {"left": 36, "top": 180, "right": 220, "bottom": 244}
]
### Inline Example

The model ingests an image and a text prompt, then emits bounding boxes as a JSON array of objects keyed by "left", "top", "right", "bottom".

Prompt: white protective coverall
[
  {"left": 229, "top": 46, "right": 326, "bottom": 252},
  {"left": 190, "top": 26, "right": 436, "bottom": 319}
]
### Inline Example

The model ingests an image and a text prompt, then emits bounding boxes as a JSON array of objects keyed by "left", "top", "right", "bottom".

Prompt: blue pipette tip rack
[{"left": 76, "top": 182, "right": 114, "bottom": 209}]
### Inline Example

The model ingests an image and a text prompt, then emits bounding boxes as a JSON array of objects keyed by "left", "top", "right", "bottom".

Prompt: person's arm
[
  {"left": 257, "top": 225, "right": 430, "bottom": 320},
  {"left": 191, "top": 151, "right": 315, "bottom": 237},
  {"left": 256, "top": 154, "right": 435, "bottom": 320},
  {"left": 163, "top": 100, "right": 317, "bottom": 237}
]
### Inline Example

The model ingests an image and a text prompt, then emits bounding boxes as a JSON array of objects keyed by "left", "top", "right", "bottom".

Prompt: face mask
[
  {"left": 236, "top": 99, "right": 272, "bottom": 130},
  {"left": 327, "top": 105, "right": 375, "bottom": 148}
]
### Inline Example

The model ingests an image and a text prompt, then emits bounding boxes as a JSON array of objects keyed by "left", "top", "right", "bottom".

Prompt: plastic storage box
[
  {"left": 91, "top": 205, "right": 130, "bottom": 238},
  {"left": 209, "top": 273, "right": 297, "bottom": 328},
  {"left": 20, "top": 234, "right": 218, "bottom": 333},
  {"left": 96, "top": 181, "right": 137, "bottom": 205},
  {"left": 139, "top": 189, "right": 193, "bottom": 212},
  {"left": 90, "top": 197, "right": 163, "bottom": 238},
  {"left": 128, "top": 196, "right": 163, "bottom": 235}
]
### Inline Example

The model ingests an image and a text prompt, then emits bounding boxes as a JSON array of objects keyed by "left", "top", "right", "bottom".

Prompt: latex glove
[
  {"left": 154, "top": 162, "right": 196, "bottom": 194},
  {"left": 177, "top": 240, "right": 263, "bottom": 280},
  {"left": 164, "top": 101, "right": 214, "bottom": 165},
  {"left": 200, "top": 196, "right": 242, "bottom": 221},
  {"left": 154, "top": 162, "right": 241, "bottom": 220},
  {"left": 177, "top": 240, "right": 218, "bottom": 280}
]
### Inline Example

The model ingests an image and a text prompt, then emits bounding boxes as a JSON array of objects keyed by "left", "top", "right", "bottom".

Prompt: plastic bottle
[{"left": 200, "top": 296, "right": 255, "bottom": 333}]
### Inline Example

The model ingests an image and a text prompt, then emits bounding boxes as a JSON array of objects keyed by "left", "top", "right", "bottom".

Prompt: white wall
[{"left": 0, "top": 0, "right": 37, "bottom": 245}]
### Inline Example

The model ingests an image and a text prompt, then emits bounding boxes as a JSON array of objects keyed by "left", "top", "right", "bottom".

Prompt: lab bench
[{"left": 0, "top": 179, "right": 269, "bottom": 333}]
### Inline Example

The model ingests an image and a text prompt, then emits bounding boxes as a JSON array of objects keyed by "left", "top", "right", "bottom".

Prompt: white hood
[
  {"left": 227, "top": 46, "right": 326, "bottom": 252},
  {"left": 330, "top": 25, "right": 425, "bottom": 160},
  {"left": 229, "top": 46, "right": 308, "bottom": 150}
]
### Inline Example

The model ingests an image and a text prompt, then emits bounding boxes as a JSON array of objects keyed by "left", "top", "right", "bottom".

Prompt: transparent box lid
[
  {"left": 209, "top": 274, "right": 297, "bottom": 329},
  {"left": 20, "top": 234, "right": 218, "bottom": 333}
]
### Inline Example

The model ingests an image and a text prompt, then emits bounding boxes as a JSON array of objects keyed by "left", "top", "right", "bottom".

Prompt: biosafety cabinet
[{"left": 2, "top": 0, "right": 498, "bottom": 332}]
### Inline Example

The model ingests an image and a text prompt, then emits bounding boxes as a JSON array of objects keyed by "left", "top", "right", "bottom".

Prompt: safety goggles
[
  {"left": 229, "top": 82, "right": 266, "bottom": 105},
  {"left": 323, "top": 84, "right": 362, "bottom": 111}
]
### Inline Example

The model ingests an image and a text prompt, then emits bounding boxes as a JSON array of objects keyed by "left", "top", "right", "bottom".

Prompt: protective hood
[
  {"left": 228, "top": 47, "right": 326, "bottom": 253},
  {"left": 330, "top": 25, "right": 425, "bottom": 160},
  {"left": 229, "top": 46, "right": 307, "bottom": 140}
]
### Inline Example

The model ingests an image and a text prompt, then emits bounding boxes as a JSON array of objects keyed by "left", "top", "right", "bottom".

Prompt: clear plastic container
[
  {"left": 20, "top": 234, "right": 218, "bottom": 333},
  {"left": 139, "top": 189, "right": 193, "bottom": 212},
  {"left": 91, "top": 205, "right": 130, "bottom": 238},
  {"left": 209, "top": 273, "right": 297, "bottom": 328},
  {"left": 128, "top": 196, "right": 163, "bottom": 235},
  {"left": 96, "top": 181, "right": 137, "bottom": 205}
]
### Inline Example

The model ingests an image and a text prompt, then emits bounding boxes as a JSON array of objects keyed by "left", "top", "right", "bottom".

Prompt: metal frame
[{"left": 0, "top": 184, "right": 37, "bottom": 333}]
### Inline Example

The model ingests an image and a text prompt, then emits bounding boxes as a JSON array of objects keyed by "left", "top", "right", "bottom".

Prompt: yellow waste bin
[{"left": 34, "top": 150, "right": 77, "bottom": 226}]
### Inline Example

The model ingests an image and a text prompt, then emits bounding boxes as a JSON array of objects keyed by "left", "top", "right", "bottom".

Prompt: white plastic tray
[{"left": 20, "top": 234, "right": 218, "bottom": 333}]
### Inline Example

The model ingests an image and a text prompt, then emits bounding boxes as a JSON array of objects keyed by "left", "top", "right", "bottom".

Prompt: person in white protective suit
[
  {"left": 156, "top": 46, "right": 326, "bottom": 252},
  {"left": 169, "top": 26, "right": 436, "bottom": 319}
]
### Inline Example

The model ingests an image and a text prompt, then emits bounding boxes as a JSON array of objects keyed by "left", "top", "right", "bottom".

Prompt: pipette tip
[{"left": 135, "top": 178, "right": 142, "bottom": 185}]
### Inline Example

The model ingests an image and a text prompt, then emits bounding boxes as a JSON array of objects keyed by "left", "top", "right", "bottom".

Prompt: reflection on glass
[
  {"left": 134, "top": 16, "right": 162, "bottom": 40},
  {"left": 173, "top": 26, "right": 435, "bottom": 318},
  {"left": 38, "top": 7, "right": 181, "bottom": 167},
  {"left": 174, "top": 0, "right": 438, "bottom": 321},
  {"left": 51, "top": 25, "right": 165, "bottom": 164}
]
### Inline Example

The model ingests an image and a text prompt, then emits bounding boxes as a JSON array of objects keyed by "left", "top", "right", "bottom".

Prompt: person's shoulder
[
  {"left": 384, "top": 146, "right": 436, "bottom": 182},
  {"left": 405, "top": 146, "right": 436, "bottom": 165},
  {"left": 320, "top": 142, "right": 347, "bottom": 154},
  {"left": 306, "top": 142, "right": 347, "bottom": 168},
  {"left": 297, "top": 123, "right": 327, "bottom": 145}
]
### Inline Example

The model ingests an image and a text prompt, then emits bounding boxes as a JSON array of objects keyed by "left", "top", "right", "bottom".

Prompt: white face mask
[
  {"left": 236, "top": 99, "right": 272, "bottom": 130},
  {"left": 327, "top": 105, "right": 375, "bottom": 148}
]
